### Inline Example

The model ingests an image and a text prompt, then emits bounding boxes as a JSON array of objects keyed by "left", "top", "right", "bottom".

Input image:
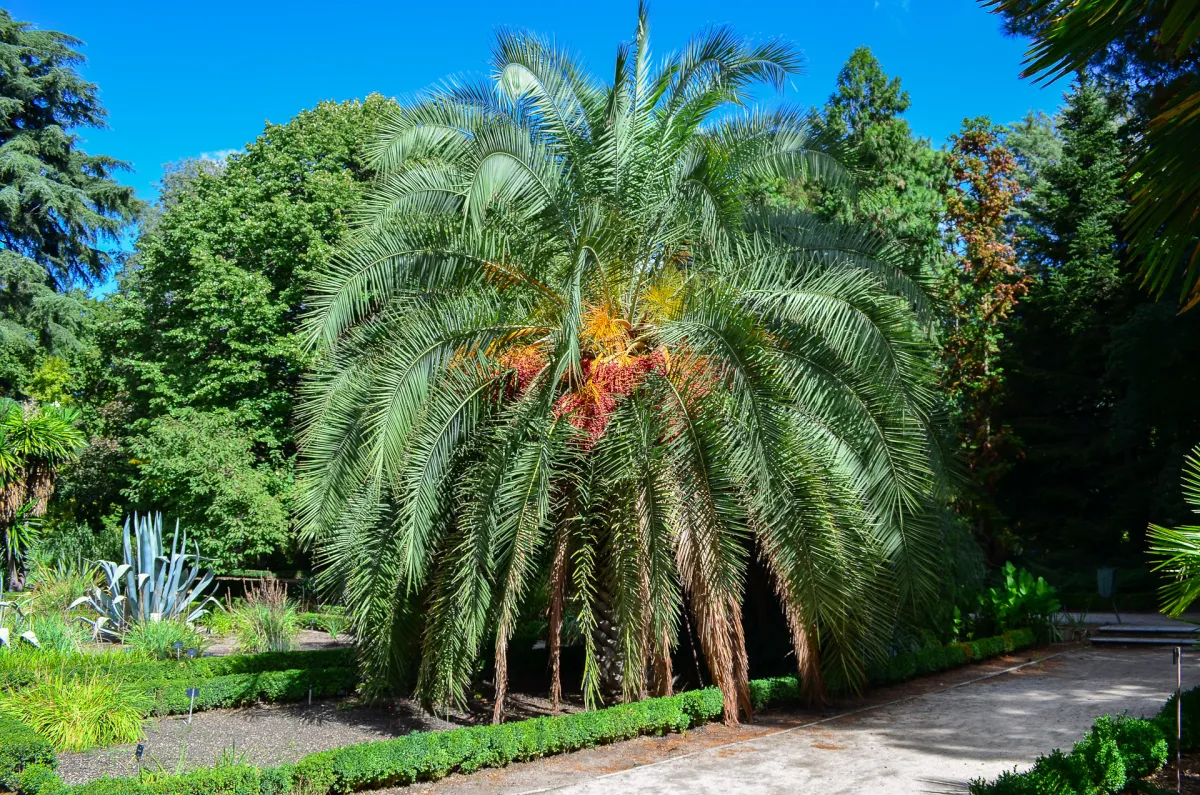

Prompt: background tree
[
  {"left": 123, "top": 410, "right": 289, "bottom": 570},
  {"left": 0, "top": 12, "right": 137, "bottom": 403},
  {"left": 49, "top": 97, "right": 396, "bottom": 570},
  {"left": 941, "top": 117, "right": 1027, "bottom": 557},
  {"left": 987, "top": 0, "right": 1200, "bottom": 309},
  {"left": 0, "top": 11, "right": 140, "bottom": 289},
  {"left": 760, "top": 47, "right": 949, "bottom": 281}
]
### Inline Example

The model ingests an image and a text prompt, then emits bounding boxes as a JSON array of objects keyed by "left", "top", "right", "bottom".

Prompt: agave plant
[
  {"left": 0, "top": 598, "right": 40, "bottom": 649},
  {"left": 71, "top": 513, "right": 220, "bottom": 639}
]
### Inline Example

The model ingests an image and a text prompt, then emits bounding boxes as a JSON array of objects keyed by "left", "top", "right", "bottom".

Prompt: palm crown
[{"left": 298, "top": 5, "right": 947, "bottom": 724}]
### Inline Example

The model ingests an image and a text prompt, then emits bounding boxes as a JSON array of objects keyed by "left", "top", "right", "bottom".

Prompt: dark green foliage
[
  {"left": 865, "top": 629, "right": 1033, "bottom": 686},
  {"left": 972, "top": 690, "right": 1194, "bottom": 794},
  {"left": 1013, "top": 81, "right": 1126, "bottom": 326},
  {"left": 0, "top": 12, "right": 140, "bottom": 290},
  {"left": 987, "top": 0, "right": 1200, "bottom": 309},
  {"left": 997, "top": 80, "right": 1200, "bottom": 565},
  {"left": 0, "top": 714, "right": 55, "bottom": 789},
  {"left": 14, "top": 764, "right": 61, "bottom": 795},
  {"left": 970, "top": 715, "right": 1168, "bottom": 794},
  {"left": 140, "top": 667, "right": 357, "bottom": 715},
  {"left": 291, "top": 690, "right": 721, "bottom": 794},
  {"left": 1151, "top": 684, "right": 1200, "bottom": 755}
]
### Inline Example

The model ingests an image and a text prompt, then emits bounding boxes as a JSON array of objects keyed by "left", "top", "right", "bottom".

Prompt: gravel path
[
  {"left": 389, "top": 645, "right": 1184, "bottom": 795},
  {"left": 202, "top": 629, "right": 351, "bottom": 656},
  {"left": 57, "top": 699, "right": 454, "bottom": 783}
]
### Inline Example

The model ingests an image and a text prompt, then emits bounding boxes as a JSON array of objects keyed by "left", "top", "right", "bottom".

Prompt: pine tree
[
  {"left": 1015, "top": 80, "right": 1127, "bottom": 329},
  {"left": 993, "top": 81, "right": 1189, "bottom": 561},
  {"left": 0, "top": 12, "right": 138, "bottom": 399},
  {"left": 0, "top": 11, "right": 140, "bottom": 289},
  {"left": 760, "top": 47, "right": 949, "bottom": 279}
]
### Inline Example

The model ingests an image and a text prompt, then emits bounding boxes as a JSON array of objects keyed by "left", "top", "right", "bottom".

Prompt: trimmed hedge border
[
  {"left": 0, "top": 716, "right": 54, "bottom": 792},
  {"left": 0, "top": 629, "right": 1036, "bottom": 795},
  {"left": 141, "top": 667, "right": 358, "bottom": 716}
]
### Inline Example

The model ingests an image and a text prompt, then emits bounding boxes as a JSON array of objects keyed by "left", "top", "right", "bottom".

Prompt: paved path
[{"left": 408, "top": 646, "right": 1195, "bottom": 795}]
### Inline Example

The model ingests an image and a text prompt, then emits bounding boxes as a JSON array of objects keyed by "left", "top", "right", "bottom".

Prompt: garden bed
[
  {"left": 57, "top": 693, "right": 587, "bottom": 785},
  {"left": 0, "top": 629, "right": 1037, "bottom": 794}
]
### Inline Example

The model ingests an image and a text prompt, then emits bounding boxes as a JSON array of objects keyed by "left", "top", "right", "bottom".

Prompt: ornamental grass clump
[
  {"left": 234, "top": 579, "right": 298, "bottom": 653},
  {"left": 123, "top": 618, "right": 209, "bottom": 660},
  {"left": 0, "top": 672, "right": 148, "bottom": 752}
]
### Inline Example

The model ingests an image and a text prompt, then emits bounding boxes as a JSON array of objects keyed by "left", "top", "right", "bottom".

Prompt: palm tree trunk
[
  {"left": 548, "top": 526, "right": 570, "bottom": 713},
  {"left": 593, "top": 581, "right": 624, "bottom": 704}
]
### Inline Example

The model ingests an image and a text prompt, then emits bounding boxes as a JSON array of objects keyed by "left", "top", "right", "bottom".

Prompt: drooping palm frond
[
  {"left": 297, "top": 5, "right": 947, "bottom": 725},
  {"left": 1148, "top": 445, "right": 1200, "bottom": 616}
]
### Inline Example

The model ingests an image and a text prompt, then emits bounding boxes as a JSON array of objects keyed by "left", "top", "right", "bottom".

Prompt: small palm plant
[
  {"left": 1148, "top": 445, "right": 1200, "bottom": 615},
  {"left": 0, "top": 400, "right": 87, "bottom": 591},
  {"left": 299, "top": 6, "right": 948, "bottom": 723}
]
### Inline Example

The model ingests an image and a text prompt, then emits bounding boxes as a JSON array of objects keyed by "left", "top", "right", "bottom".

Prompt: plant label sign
[{"left": 186, "top": 687, "right": 200, "bottom": 725}]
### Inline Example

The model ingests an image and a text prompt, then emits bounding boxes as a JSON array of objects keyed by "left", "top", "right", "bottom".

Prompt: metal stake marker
[
  {"left": 174, "top": 641, "right": 184, "bottom": 660},
  {"left": 186, "top": 687, "right": 199, "bottom": 725},
  {"left": 1175, "top": 646, "right": 1182, "bottom": 794}
]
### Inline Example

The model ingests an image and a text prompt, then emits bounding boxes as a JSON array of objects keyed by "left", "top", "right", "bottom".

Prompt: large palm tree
[{"left": 298, "top": 6, "right": 948, "bottom": 725}]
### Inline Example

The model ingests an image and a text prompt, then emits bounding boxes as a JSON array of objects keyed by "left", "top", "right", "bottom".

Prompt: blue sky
[{"left": 21, "top": 0, "right": 1063, "bottom": 205}]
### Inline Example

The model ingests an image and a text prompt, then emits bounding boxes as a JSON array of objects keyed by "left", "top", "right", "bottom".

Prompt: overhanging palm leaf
[
  {"left": 298, "top": 4, "right": 947, "bottom": 724},
  {"left": 1148, "top": 445, "right": 1200, "bottom": 616}
]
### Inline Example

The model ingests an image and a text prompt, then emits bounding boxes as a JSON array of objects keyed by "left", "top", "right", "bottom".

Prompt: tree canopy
[{"left": 0, "top": 10, "right": 140, "bottom": 290}]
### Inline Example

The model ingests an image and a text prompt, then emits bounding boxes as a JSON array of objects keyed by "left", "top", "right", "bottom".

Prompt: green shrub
[
  {"left": 140, "top": 667, "right": 358, "bottom": 715},
  {"left": 15, "top": 762, "right": 62, "bottom": 795},
  {"left": 123, "top": 619, "right": 210, "bottom": 661},
  {"left": 1151, "top": 683, "right": 1200, "bottom": 753},
  {"left": 866, "top": 628, "right": 1034, "bottom": 687},
  {"left": 0, "top": 630, "right": 1040, "bottom": 795},
  {"left": 0, "top": 673, "right": 148, "bottom": 752},
  {"left": 977, "top": 562, "right": 1062, "bottom": 642},
  {"left": 970, "top": 715, "right": 1168, "bottom": 794},
  {"left": 0, "top": 714, "right": 55, "bottom": 790},
  {"left": 0, "top": 646, "right": 355, "bottom": 689}
]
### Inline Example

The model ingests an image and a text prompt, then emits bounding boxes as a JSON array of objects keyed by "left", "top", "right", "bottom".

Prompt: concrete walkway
[{"left": 407, "top": 646, "right": 1196, "bottom": 795}]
